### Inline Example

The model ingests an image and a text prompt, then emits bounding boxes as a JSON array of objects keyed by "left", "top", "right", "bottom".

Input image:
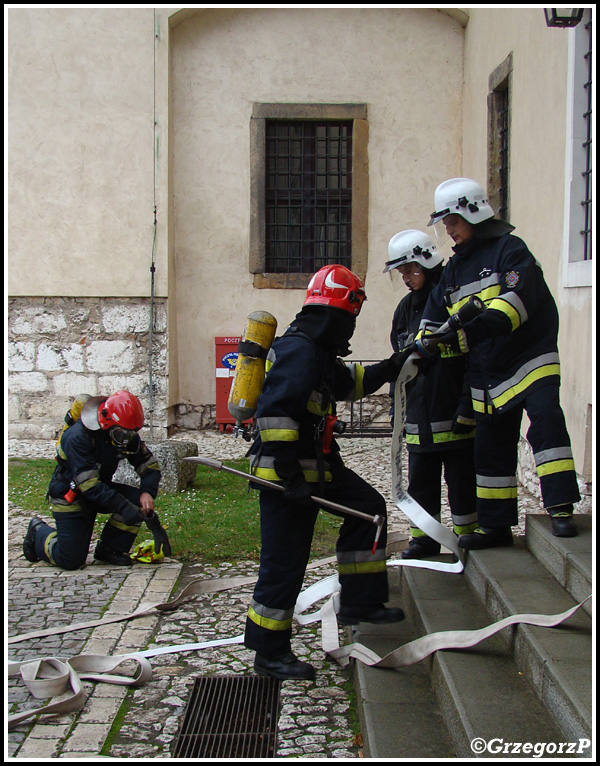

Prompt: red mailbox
[{"left": 215, "top": 336, "right": 242, "bottom": 432}]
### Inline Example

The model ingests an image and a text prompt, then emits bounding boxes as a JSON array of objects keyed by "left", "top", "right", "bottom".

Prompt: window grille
[
  {"left": 265, "top": 120, "right": 353, "bottom": 274},
  {"left": 496, "top": 87, "right": 510, "bottom": 222},
  {"left": 487, "top": 54, "right": 512, "bottom": 222},
  {"left": 581, "top": 14, "right": 592, "bottom": 260}
]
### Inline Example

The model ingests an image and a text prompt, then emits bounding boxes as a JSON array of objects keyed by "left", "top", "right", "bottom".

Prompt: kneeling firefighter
[
  {"left": 23, "top": 391, "right": 171, "bottom": 569},
  {"left": 244, "top": 264, "right": 413, "bottom": 681}
]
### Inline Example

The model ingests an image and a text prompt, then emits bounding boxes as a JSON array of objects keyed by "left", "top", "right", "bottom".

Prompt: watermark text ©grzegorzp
[{"left": 470, "top": 737, "right": 591, "bottom": 757}]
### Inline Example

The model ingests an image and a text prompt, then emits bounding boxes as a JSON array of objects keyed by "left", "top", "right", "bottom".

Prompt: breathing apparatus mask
[{"left": 108, "top": 426, "right": 141, "bottom": 455}]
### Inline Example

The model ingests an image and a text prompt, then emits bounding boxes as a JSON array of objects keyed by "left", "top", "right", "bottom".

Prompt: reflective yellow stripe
[
  {"left": 537, "top": 458, "right": 576, "bottom": 477},
  {"left": 491, "top": 364, "right": 560, "bottom": 409},
  {"left": 410, "top": 526, "right": 438, "bottom": 538},
  {"left": 353, "top": 365, "right": 365, "bottom": 401},
  {"left": 44, "top": 531, "right": 57, "bottom": 564},
  {"left": 108, "top": 517, "right": 142, "bottom": 534},
  {"left": 337, "top": 560, "right": 387, "bottom": 575},
  {"left": 50, "top": 499, "right": 83, "bottom": 512},
  {"left": 251, "top": 467, "right": 333, "bottom": 484},
  {"left": 247, "top": 606, "right": 293, "bottom": 632},
  {"left": 448, "top": 286, "right": 501, "bottom": 316},
  {"left": 477, "top": 486, "right": 518, "bottom": 500},
  {"left": 439, "top": 345, "right": 462, "bottom": 358},
  {"left": 137, "top": 458, "right": 160, "bottom": 477},
  {"left": 405, "top": 433, "right": 420, "bottom": 445},
  {"left": 260, "top": 429, "right": 299, "bottom": 442},
  {"left": 79, "top": 476, "right": 100, "bottom": 492},
  {"left": 453, "top": 522, "right": 478, "bottom": 535},
  {"left": 432, "top": 430, "right": 475, "bottom": 443},
  {"left": 487, "top": 297, "right": 522, "bottom": 331}
]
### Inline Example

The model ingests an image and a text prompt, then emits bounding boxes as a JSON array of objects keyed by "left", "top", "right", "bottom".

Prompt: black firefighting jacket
[
  {"left": 249, "top": 327, "right": 398, "bottom": 484},
  {"left": 392, "top": 286, "right": 475, "bottom": 452},
  {"left": 420, "top": 232, "right": 561, "bottom": 419},
  {"left": 48, "top": 420, "right": 161, "bottom": 522}
]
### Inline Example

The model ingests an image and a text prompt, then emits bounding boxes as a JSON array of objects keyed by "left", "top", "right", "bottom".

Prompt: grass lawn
[{"left": 8, "top": 457, "right": 341, "bottom": 563}]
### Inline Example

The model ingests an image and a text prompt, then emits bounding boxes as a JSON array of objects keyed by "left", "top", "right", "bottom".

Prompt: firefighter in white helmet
[
  {"left": 245, "top": 264, "right": 411, "bottom": 681},
  {"left": 384, "top": 230, "right": 478, "bottom": 559},
  {"left": 421, "top": 178, "right": 580, "bottom": 548}
]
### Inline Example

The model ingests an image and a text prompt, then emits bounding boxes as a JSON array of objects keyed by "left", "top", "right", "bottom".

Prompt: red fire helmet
[
  {"left": 81, "top": 390, "right": 145, "bottom": 431},
  {"left": 304, "top": 265, "right": 366, "bottom": 316}
]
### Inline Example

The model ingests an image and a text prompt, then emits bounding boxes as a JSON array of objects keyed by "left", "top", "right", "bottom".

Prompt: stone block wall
[{"left": 7, "top": 297, "right": 169, "bottom": 441}]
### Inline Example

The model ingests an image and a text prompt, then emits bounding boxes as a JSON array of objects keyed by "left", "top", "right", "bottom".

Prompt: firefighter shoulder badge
[{"left": 505, "top": 270, "right": 520, "bottom": 288}]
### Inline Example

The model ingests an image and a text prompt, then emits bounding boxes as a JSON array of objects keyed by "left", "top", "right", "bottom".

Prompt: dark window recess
[
  {"left": 496, "top": 88, "right": 510, "bottom": 222},
  {"left": 581, "top": 14, "right": 592, "bottom": 260},
  {"left": 487, "top": 54, "right": 512, "bottom": 222},
  {"left": 265, "top": 120, "right": 353, "bottom": 274},
  {"left": 173, "top": 675, "right": 281, "bottom": 759}
]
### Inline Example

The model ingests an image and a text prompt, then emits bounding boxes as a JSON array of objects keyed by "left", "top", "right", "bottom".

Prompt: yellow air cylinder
[
  {"left": 56, "top": 393, "right": 92, "bottom": 449},
  {"left": 228, "top": 311, "right": 278, "bottom": 428}
]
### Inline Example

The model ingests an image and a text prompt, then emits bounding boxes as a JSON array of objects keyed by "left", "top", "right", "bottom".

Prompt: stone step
[
  {"left": 352, "top": 514, "right": 593, "bottom": 758},
  {"left": 401, "top": 563, "right": 572, "bottom": 758},
  {"left": 463, "top": 519, "right": 592, "bottom": 746},
  {"left": 525, "top": 514, "right": 592, "bottom": 615},
  {"left": 349, "top": 579, "right": 456, "bottom": 759}
]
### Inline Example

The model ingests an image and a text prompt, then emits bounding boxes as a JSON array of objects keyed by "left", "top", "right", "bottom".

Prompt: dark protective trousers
[
  {"left": 34, "top": 483, "right": 144, "bottom": 570},
  {"left": 244, "top": 466, "right": 389, "bottom": 658},
  {"left": 474, "top": 383, "right": 581, "bottom": 529},
  {"left": 407, "top": 446, "right": 478, "bottom": 537}
]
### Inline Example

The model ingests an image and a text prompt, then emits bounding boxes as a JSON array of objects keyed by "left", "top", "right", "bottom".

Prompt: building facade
[{"left": 7, "top": 7, "right": 593, "bottom": 500}]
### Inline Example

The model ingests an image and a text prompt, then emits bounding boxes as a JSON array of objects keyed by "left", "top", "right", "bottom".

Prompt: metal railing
[{"left": 337, "top": 359, "right": 392, "bottom": 437}]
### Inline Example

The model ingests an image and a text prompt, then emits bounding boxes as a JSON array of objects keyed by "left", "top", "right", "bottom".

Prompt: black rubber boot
[
  {"left": 458, "top": 526, "right": 513, "bottom": 550},
  {"left": 338, "top": 603, "right": 405, "bottom": 626},
  {"left": 254, "top": 651, "right": 316, "bottom": 681},
  {"left": 94, "top": 540, "right": 133, "bottom": 566},
  {"left": 550, "top": 513, "right": 577, "bottom": 538},
  {"left": 401, "top": 537, "right": 441, "bottom": 559},
  {"left": 23, "top": 517, "right": 45, "bottom": 562}
]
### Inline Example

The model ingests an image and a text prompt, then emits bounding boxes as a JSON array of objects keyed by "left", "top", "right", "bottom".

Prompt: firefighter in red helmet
[
  {"left": 23, "top": 390, "right": 171, "bottom": 569},
  {"left": 245, "top": 265, "right": 412, "bottom": 681}
]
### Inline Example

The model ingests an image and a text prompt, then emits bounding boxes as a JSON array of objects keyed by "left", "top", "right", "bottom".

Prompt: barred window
[
  {"left": 265, "top": 121, "right": 353, "bottom": 274},
  {"left": 580, "top": 11, "right": 592, "bottom": 260},
  {"left": 487, "top": 53, "right": 512, "bottom": 221},
  {"left": 250, "top": 104, "right": 368, "bottom": 289},
  {"left": 564, "top": 8, "right": 593, "bottom": 276}
]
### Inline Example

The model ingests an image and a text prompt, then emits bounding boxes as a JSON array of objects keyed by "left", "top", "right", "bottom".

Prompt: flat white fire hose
[{"left": 8, "top": 356, "right": 591, "bottom": 729}]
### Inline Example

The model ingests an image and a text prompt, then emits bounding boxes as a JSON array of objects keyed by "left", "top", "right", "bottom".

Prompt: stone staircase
[{"left": 351, "top": 514, "right": 593, "bottom": 759}]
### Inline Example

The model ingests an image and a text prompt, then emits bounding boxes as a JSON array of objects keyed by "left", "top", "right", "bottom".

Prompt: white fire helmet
[
  {"left": 428, "top": 178, "right": 495, "bottom": 226},
  {"left": 383, "top": 230, "right": 444, "bottom": 290}
]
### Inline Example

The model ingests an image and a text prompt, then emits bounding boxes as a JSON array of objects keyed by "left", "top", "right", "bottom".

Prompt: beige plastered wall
[
  {"left": 7, "top": 7, "right": 167, "bottom": 299},
  {"left": 461, "top": 8, "right": 593, "bottom": 477},
  {"left": 168, "top": 7, "right": 465, "bottom": 407}
]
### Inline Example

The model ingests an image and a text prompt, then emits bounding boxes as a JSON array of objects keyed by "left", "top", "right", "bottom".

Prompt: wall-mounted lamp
[{"left": 544, "top": 8, "right": 585, "bottom": 27}]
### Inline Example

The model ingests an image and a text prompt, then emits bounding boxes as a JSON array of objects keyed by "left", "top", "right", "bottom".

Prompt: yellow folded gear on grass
[{"left": 130, "top": 540, "right": 165, "bottom": 563}]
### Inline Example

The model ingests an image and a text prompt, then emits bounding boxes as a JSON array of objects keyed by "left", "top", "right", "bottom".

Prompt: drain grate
[{"left": 173, "top": 675, "right": 282, "bottom": 759}]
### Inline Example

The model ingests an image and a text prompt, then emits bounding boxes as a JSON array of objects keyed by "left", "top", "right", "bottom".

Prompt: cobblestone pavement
[{"left": 7, "top": 431, "right": 539, "bottom": 759}]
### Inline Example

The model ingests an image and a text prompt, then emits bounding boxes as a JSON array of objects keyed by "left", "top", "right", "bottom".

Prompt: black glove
[
  {"left": 273, "top": 457, "right": 315, "bottom": 509},
  {"left": 146, "top": 511, "right": 172, "bottom": 556},
  {"left": 282, "top": 474, "right": 315, "bottom": 508},
  {"left": 380, "top": 347, "right": 414, "bottom": 382},
  {"left": 121, "top": 501, "right": 146, "bottom": 527}
]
